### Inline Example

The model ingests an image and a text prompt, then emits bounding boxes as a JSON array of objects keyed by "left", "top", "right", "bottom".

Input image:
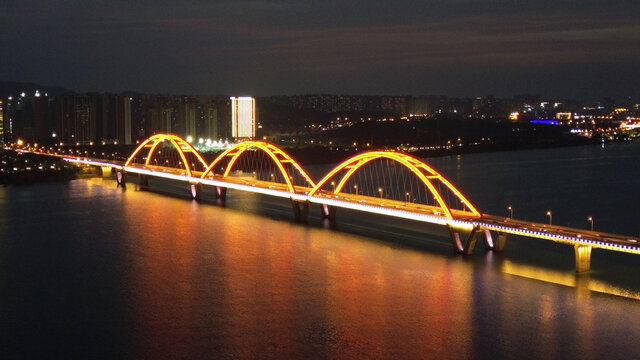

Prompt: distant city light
[
  {"left": 192, "top": 138, "right": 231, "bottom": 151},
  {"left": 530, "top": 120, "right": 558, "bottom": 125}
]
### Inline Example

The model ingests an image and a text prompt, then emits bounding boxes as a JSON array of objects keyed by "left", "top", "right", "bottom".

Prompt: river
[{"left": 1, "top": 142, "right": 640, "bottom": 359}]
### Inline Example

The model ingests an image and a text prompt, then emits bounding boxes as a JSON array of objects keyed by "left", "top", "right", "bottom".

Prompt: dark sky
[{"left": 1, "top": 0, "right": 639, "bottom": 99}]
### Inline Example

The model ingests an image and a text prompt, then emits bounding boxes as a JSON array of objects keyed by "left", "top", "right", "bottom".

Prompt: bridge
[{"left": 19, "top": 133, "right": 640, "bottom": 273}]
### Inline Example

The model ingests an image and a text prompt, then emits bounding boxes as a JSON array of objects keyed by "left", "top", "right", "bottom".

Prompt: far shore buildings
[
  {"left": 2, "top": 89, "right": 637, "bottom": 145},
  {"left": 1, "top": 92, "right": 226, "bottom": 145}
]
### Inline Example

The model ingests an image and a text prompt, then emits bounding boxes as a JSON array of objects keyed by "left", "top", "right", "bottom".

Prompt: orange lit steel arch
[
  {"left": 125, "top": 134, "right": 208, "bottom": 177},
  {"left": 308, "top": 151, "right": 480, "bottom": 219},
  {"left": 200, "top": 141, "right": 316, "bottom": 193}
]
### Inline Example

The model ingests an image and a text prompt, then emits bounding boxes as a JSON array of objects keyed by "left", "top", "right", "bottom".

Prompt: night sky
[{"left": 2, "top": 0, "right": 639, "bottom": 99}]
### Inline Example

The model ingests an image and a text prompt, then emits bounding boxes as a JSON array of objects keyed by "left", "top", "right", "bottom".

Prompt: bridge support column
[
  {"left": 320, "top": 204, "right": 337, "bottom": 221},
  {"left": 574, "top": 245, "right": 592, "bottom": 273},
  {"left": 100, "top": 166, "right": 112, "bottom": 178},
  {"left": 448, "top": 224, "right": 481, "bottom": 255},
  {"left": 190, "top": 182, "right": 203, "bottom": 201},
  {"left": 116, "top": 170, "right": 126, "bottom": 188},
  {"left": 214, "top": 186, "right": 227, "bottom": 202},
  {"left": 291, "top": 199, "right": 310, "bottom": 222},
  {"left": 139, "top": 174, "right": 149, "bottom": 188},
  {"left": 483, "top": 229, "right": 507, "bottom": 252}
]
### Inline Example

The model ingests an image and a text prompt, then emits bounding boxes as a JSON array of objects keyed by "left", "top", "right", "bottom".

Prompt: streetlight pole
[
  {"left": 588, "top": 216, "right": 594, "bottom": 231},
  {"left": 546, "top": 211, "right": 552, "bottom": 225},
  {"left": 353, "top": 185, "right": 358, "bottom": 195},
  {"left": 508, "top": 206, "right": 513, "bottom": 218},
  {"left": 378, "top": 187, "right": 383, "bottom": 199}
]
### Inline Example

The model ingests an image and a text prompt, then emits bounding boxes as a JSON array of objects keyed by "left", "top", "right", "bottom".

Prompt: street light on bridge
[
  {"left": 546, "top": 211, "right": 552, "bottom": 225},
  {"left": 588, "top": 216, "right": 594, "bottom": 231},
  {"left": 378, "top": 187, "right": 383, "bottom": 199},
  {"left": 508, "top": 206, "right": 513, "bottom": 218},
  {"left": 353, "top": 184, "right": 358, "bottom": 195}
]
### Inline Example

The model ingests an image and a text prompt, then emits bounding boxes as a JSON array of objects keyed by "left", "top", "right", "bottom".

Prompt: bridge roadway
[{"left": 61, "top": 155, "right": 640, "bottom": 273}]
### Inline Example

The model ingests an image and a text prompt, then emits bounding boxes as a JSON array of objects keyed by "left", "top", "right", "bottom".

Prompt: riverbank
[
  {"left": 276, "top": 135, "right": 599, "bottom": 165},
  {"left": 0, "top": 149, "right": 80, "bottom": 185}
]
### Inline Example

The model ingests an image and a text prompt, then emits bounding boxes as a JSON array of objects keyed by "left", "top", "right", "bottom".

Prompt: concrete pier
[
  {"left": 574, "top": 245, "right": 592, "bottom": 273},
  {"left": 139, "top": 174, "right": 149, "bottom": 188},
  {"left": 449, "top": 224, "right": 481, "bottom": 255},
  {"left": 190, "top": 182, "right": 203, "bottom": 201},
  {"left": 101, "top": 166, "right": 112, "bottom": 178},
  {"left": 483, "top": 229, "right": 507, "bottom": 251},
  {"left": 214, "top": 186, "right": 227, "bottom": 202},
  {"left": 291, "top": 199, "right": 310, "bottom": 222},
  {"left": 116, "top": 170, "right": 126, "bottom": 187},
  {"left": 320, "top": 204, "right": 337, "bottom": 221}
]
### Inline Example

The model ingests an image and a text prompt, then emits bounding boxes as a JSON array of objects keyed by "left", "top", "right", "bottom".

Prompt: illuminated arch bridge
[
  {"left": 60, "top": 133, "right": 640, "bottom": 273},
  {"left": 119, "top": 134, "right": 479, "bottom": 221}
]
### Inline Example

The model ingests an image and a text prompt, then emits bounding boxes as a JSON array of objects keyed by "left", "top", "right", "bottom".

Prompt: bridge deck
[{"left": 476, "top": 214, "right": 640, "bottom": 253}]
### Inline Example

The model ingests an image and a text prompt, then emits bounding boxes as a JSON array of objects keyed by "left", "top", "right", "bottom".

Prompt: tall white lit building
[{"left": 230, "top": 97, "right": 255, "bottom": 139}]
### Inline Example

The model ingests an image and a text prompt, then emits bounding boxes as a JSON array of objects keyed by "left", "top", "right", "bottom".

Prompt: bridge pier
[
  {"left": 214, "top": 186, "right": 227, "bottom": 202},
  {"left": 100, "top": 166, "right": 112, "bottom": 178},
  {"left": 448, "top": 224, "right": 481, "bottom": 255},
  {"left": 116, "top": 170, "right": 126, "bottom": 187},
  {"left": 320, "top": 204, "right": 337, "bottom": 221},
  {"left": 483, "top": 229, "right": 507, "bottom": 252},
  {"left": 291, "top": 199, "right": 310, "bottom": 222},
  {"left": 139, "top": 174, "right": 149, "bottom": 188},
  {"left": 574, "top": 245, "right": 592, "bottom": 273},
  {"left": 190, "top": 182, "right": 203, "bottom": 201}
]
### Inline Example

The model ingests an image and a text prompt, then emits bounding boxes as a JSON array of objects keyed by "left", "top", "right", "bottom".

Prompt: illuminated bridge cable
[
  {"left": 201, "top": 141, "right": 316, "bottom": 193},
  {"left": 309, "top": 151, "right": 480, "bottom": 219},
  {"left": 125, "top": 134, "right": 208, "bottom": 177}
]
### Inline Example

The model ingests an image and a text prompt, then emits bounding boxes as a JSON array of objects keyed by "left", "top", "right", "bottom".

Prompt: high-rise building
[
  {"left": 204, "top": 105, "right": 218, "bottom": 140},
  {"left": 123, "top": 97, "right": 132, "bottom": 144},
  {"left": 74, "top": 95, "right": 94, "bottom": 144},
  {"left": 179, "top": 97, "right": 196, "bottom": 140},
  {"left": 196, "top": 98, "right": 218, "bottom": 141},
  {"left": 97, "top": 94, "right": 131, "bottom": 144},
  {"left": 230, "top": 97, "right": 255, "bottom": 139}
]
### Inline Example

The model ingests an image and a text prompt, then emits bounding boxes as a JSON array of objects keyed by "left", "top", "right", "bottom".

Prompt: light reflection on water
[
  {"left": 118, "top": 184, "right": 480, "bottom": 358},
  {"left": 2, "top": 143, "right": 640, "bottom": 358},
  {"left": 500, "top": 260, "right": 640, "bottom": 300}
]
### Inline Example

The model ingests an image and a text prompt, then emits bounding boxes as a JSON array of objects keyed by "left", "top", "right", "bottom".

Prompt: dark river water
[{"left": 2, "top": 142, "right": 640, "bottom": 359}]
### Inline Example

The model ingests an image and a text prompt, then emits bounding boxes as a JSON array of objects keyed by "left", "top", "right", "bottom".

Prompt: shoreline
[{"left": 280, "top": 136, "right": 603, "bottom": 166}]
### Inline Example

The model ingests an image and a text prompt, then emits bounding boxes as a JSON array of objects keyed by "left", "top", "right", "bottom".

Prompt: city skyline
[{"left": 1, "top": 1, "right": 638, "bottom": 100}]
